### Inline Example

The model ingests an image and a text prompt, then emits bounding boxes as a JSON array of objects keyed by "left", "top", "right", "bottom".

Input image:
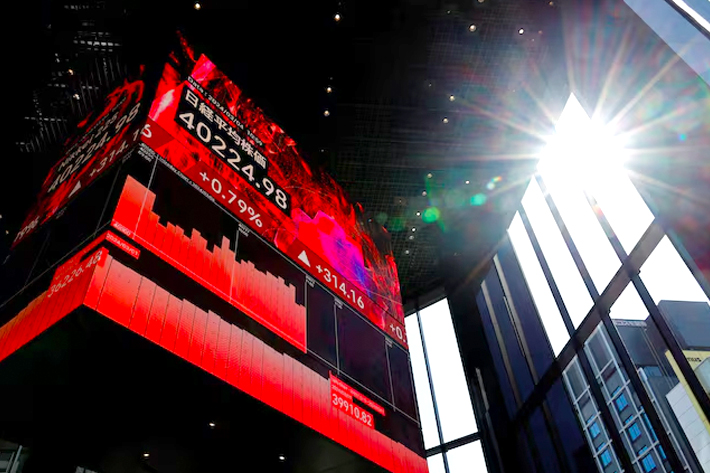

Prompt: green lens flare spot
[
  {"left": 421, "top": 207, "right": 440, "bottom": 223},
  {"left": 470, "top": 193, "right": 487, "bottom": 206}
]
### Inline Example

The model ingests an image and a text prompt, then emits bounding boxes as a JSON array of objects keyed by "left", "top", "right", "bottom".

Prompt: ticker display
[
  {"left": 1, "top": 34, "right": 426, "bottom": 473},
  {"left": 109, "top": 159, "right": 421, "bottom": 426},
  {"left": 13, "top": 77, "right": 145, "bottom": 247},
  {"left": 0, "top": 176, "right": 427, "bottom": 471},
  {"left": 140, "top": 40, "right": 407, "bottom": 346}
]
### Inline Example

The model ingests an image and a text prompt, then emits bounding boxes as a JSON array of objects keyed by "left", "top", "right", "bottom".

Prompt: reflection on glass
[
  {"left": 508, "top": 212, "right": 569, "bottom": 355},
  {"left": 522, "top": 179, "right": 593, "bottom": 327},
  {"left": 562, "top": 356, "right": 624, "bottom": 473},
  {"left": 446, "top": 441, "right": 488, "bottom": 473},
  {"left": 426, "top": 453, "right": 446, "bottom": 473},
  {"left": 590, "top": 317, "right": 701, "bottom": 472},
  {"left": 419, "top": 300, "right": 478, "bottom": 442},
  {"left": 405, "top": 314, "right": 440, "bottom": 449},
  {"left": 635, "top": 236, "right": 710, "bottom": 472}
]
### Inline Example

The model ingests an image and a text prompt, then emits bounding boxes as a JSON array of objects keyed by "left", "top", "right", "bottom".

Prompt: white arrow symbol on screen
[
  {"left": 69, "top": 181, "right": 82, "bottom": 197},
  {"left": 297, "top": 250, "right": 311, "bottom": 268}
]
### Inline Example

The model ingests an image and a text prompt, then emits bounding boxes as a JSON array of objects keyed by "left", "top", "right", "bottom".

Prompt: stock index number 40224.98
[{"left": 175, "top": 88, "right": 291, "bottom": 215}]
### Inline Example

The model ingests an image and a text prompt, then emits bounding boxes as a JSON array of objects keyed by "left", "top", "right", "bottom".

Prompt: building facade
[{"left": 405, "top": 0, "right": 709, "bottom": 472}]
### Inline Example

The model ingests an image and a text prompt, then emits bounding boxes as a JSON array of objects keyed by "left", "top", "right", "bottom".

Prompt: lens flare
[
  {"left": 422, "top": 207, "right": 441, "bottom": 223},
  {"left": 470, "top": 193, "right": 487, "bottom": 206}
]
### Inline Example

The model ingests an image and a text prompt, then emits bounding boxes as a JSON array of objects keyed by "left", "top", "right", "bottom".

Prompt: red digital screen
[
  {"left": 13, "top": 78, "right": 145, "bottom": 247},
  {"left": 0, "top": 232, "right": 427, "bottom": 473},
  {"left": 1, "top": 35, "right": 426, "bottom": 473},
  {"left": 140, "top": 39, "right": 407, "bottom": 347}
]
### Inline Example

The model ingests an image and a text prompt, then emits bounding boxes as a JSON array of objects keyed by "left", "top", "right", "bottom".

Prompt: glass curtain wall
[
  {"left": 405, "top": 299, "right": 487, "bottom": 473},
  {"left": 476, "top": 94, "right": 710, "bottom": 473}
]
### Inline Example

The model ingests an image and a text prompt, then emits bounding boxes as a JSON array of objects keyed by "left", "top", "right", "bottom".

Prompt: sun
[{"left": 538, "top": 94, "right": 627, "bottom": 191}]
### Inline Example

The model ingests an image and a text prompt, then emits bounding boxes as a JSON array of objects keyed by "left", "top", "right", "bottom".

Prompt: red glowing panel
[
  {"left": 331, "top": 374, "right": 386, "bottom": 416},
  {"left": 111, "top": 176, "right": 306, "bottom": 352},
  {"left": 78, "top": 256, "right": 426, "bottom": 473},
  {"left": 331, "top": 381, "right": 376, "bottom": 429},
  {"left": 14, "top": 79, "right": 145, "bottom": 247},
  {"left": 141, "top": 37, "right": 405, "bottom": 341},
  {"left": 0, "top": 246, "right": 106, "bottom": 364}
]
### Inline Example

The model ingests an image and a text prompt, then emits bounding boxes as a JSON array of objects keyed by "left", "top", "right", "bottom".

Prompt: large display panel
[
  {"left": 140, "top": 39, "right": 406, "bottom": 346},
  {"left": 13, "top": 77, "right": 146, "bottom": 247},
  {"left": 0, "top": 179, "right": 426, "bottom": 473},
  {"left": 1, "top": 35, "right": 424, "bottom": 473},
  {"left": 109, "top": 158, "right": 423, "bottom": 454}
]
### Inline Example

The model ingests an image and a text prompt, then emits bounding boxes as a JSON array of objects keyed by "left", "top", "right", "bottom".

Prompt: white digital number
[
  {"left": 241, "top": 164, "right": 255, "bottom": 182},
  {"left": 196, "top": 122, "right": 211, "bottom": 143},
  {"left": 227, "top": 148, "right": 241, "bottom": 170},
  {"left": 179, "top": 112, "right": 195, "bottom": 130},
  {"left": 275, "top": 189, "right": 288, "bottom": 210},
  {"left": 211, "top": 135, "right": 227, "bottom": 158},
  {"left": 211, "top": 178, "right": 222, "bottom": 195}
]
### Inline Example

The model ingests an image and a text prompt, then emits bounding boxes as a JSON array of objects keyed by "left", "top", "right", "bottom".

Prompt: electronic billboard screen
[
  {"left": 0, "top": 35, "right": 425, "bottom": 473},
  {"left": 108, "top": 160, "right": 423, "bottom": 455},
  {"left": 13, "top": 77, "right": 145, "bottom": 247},
  {"left": 140, "top": 39, "right": 407, "bottom": 347}
]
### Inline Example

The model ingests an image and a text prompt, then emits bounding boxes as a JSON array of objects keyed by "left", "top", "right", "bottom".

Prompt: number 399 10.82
[
  {"left": 331, "top": 393, "right": 374, "bottom": 427},
  {"left": 178, "top": 111, "right": 289, "bottom": 212}
]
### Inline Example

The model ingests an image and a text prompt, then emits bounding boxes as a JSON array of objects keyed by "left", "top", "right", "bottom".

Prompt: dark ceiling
[{"left": 2, "top": 0, "right": 568, "bottom": 302}]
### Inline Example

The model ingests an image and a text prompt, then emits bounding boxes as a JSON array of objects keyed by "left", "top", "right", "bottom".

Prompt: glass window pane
[
  {"left": 537, "top": 93, "right": 654, "bottom": 254},
  {"left": 562, "top": 356, "right": 624, "bottom": 473},
  {"left": 640, "top": 236, "right": 709, "bottom": 306},
  {"left": 419, "top": 299, "right": 478, "bottom": 442},
  {"left": 446, "top": 441, "right": 488, "bottom": 473},
  {"left": 611, "top": 281, "right": 709, "bottom": 473},
  {"left": 477, "top": 289, "right": 518, "bottom": 417},
  {"left": 529, "top": 408, "right": 563, "bottom": 473},
  {"left": 637, "top": 235, "right": 710, "bottom": 472},
  {"left": 427, "top": 453, "right": 446, "bottom": 473},
  {"left": 522, "top": 179, "right": 593, "bottom": 327},
  {"left": 546, "top": 378, "right": 597, "bottom": 473},
  {"left": 497, "top": 240, "right": 555, "bottom": 375},
  {"left": 609, "top": 283, "right": 649, "bottom": 321},
  {"left": 508, "top": 212, "right": 570, "bottom": 355},
  {"left": 537, "top": 169, "right": 621, "bottom": 292},
  {"left": 484, "top": 267, "right": 534, "bottom": 402},
  {"left": 586, "top": 170, "right": 655, "bottom": 254},
  {"left": 404, "top": 314, "right": 440, "bottom": 449}
]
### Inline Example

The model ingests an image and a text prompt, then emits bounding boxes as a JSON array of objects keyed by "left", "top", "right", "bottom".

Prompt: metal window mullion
[
  {"left": 481, "top": 281, "right": 546, "bottom": 473},
  {"left": 661, "top": 0, "right": 710, "bottom": 41},
  {"left": 665, "top": 228, "right": 710, "bottom": 300},
  {"left": 597, "top": 309, "right": 687, "bottom": 473},
  {"left": 493, "top": 256, "right": 540, "bottom": 382},
  {"left": 493, "top": 254, "right": 572, "bottom": 473},
  {"left": 518, "top": 208, "right": 576, "bottom": 335},
  {"left": 475, "top": 367, "right": 506, "bottom": 473},
  {"left": 588, "top": 191, "right": 710, "bottom": 453},
  {"left": 415, "top": 303, "right": 450, "bottom": 473},
  {"left": 518, "top": 206, "right": 637, "bottom": 473},
  {"left": 576, "top": 350, "right": 637, "bottom": 472},
  {"left": 425, "top": 432, "right": 481, "bottom": 456},
  {"left": 535, "top": 174, "right": 601, "bottom": 300},
  {"left": 631, "top": 272, "right": 710, "bottom": 434},
  {"left": 481, "top": 281, "right": 524, "bottom": 407},
  {"left": 540, "top": 176, "right": 687, "bottom": 472}
]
